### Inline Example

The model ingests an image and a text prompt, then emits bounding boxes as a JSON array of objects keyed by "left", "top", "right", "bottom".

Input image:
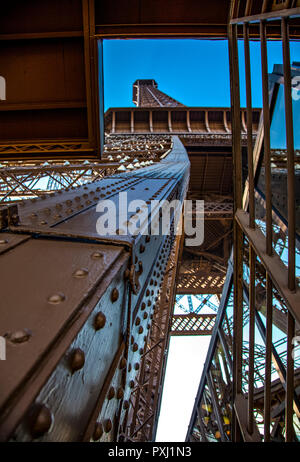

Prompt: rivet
[
  {"left": 29, "top": 404, "right": 53, "bottom": 439},
  {"left": 124, "top": 268, "right": 130, "bottom": 280},
  {"left": 145, "top": 235, "right": 150, "bottom": 243},
  {"left": 123, "top": 400, "right": 129, "bottom": 410},
  {"left": 70, "top": 348, "right": 85, "bottom": 372},
  {"left": 134, "top": 363, "right": 140, "bottom": 371},
  {"left": 8, "top": 328, "right": 32, "bottom": 344},
  {"left": 128, "top": 363, "right": 132, "bottom": 372},
  {"left": 73, "top": 268, "right": 88, "bottom": 278},
  {"left": 0, "top": 239, "right": 8, "bottom": 245},
  {"left": 117, "top": 388, "right": 124, "bottom": 399},
  {"left": 104, "top": 419, "right": 112, "bottom": 433},
  {"left": 137, "top": 261, "right": 143, "bottom": 274},
  {"left": 135, "top": 317, "right": 141, "bottom": 326},
  {"left": 146, "top": 289, "right": 150, "bottom": 296},
  {"left": 141, "top": 302, "right": 146, "bottom": 311},
  {"left": 138, "top": 326, "right": 143, "bottom": 334},
  {"left": 91, "top": 251, "right": 103, "bottom": 259},
  {"left": 92, "top": 422, "right": 103, "bottom": 441},
  {"left": 139, "top": 244, "right": 145, "bottom": 253},
  {"left": 94, "top": 312, "right": 106, "bottom": 330},
  {"left": 31, "top": 213, "right": 37, "bottom": 218},
  {"left": 107, "top": 387, "right": 115, "bottom": 400},
  {"left": 132, "top": 343, "right": 138, "bottom": 352},
  {"left": 119, "top": 357, "right": 127, "bottom": 369},
  {"left": 47, "top": 293, "right": 65, "bottom": 304},
  {"left": 129, "top": 380, "right": 135, "bottom": 389},
  {"left": 111, "top": 288, "right": 119, "bottom": 302},
  {"left": 139, "top": 348, "right": 144, "bottom": 355},
  {"left": 143, "top": 313, "right": 148, "bottom": 319}
]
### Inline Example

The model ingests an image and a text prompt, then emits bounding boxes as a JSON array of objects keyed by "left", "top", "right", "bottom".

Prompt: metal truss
[
  {"left": 0, "top": 135, "right": 172, "bottom": 203},
  {"left": 118, "top": 233, "right": 182, "bottom": 442},
  {"left": 187, "top": 5, "right": 300, "bottom": 442},
  {"left": 0, "top": 135, "right": 189, "bottom": 442},
  {"left": 175, "top": 294, "right": 219, "bottom": 314},
  {"left": 170, "top": 313, "right": 216, "bottom": 336},
  {"left": 0, "top": 161, "right": 119, "bottom": 202}
]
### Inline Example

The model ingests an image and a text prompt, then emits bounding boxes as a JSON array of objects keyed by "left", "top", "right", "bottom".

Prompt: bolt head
[
  {"left": 70, "top": 348, "right": 85, "bottom": 373},
  {"left": 29, "top": 404, "right": 53, "bottom": 439},
  {"left": 92, "top": 422, "right": 103, "bottom": 441},
  {"left": 47, "top": 293, "right": 65, "bottom": 304},
  {"left": 94, "top": 312, "right": 106, "bottom": 330},
  {"left": 111, "top": 288, "right": 119, "bottom": 302},
  {"left": 104, "top": 419, "right": 112, "bottom": 433}
]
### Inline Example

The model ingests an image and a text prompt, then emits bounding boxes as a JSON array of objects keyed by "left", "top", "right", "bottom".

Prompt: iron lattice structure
[{"left": 0, "top": 0, "right": 300, "bottom": 445}]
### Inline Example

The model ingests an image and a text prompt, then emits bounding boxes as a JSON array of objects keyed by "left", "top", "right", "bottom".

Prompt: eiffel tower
[{"left": 0, "top": 1, "right": 300, "bottom": 445}]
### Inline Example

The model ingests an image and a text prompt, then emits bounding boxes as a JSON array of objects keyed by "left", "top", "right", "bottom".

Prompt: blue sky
[{"left": 102, "top": 38, "right": 300, "bottom": 111}]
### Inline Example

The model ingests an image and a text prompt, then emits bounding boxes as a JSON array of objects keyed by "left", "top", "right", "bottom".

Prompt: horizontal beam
[
  {"left": 170, "top": 313, "right": 216, "bottom": 336},
  {"left": 231, "top": 7, "right": 300, "bottom": 25}
]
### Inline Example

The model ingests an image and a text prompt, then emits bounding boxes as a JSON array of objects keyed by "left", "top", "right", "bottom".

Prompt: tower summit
[{"left": 132, "top": 79, "right": 185, "bottom": 108}]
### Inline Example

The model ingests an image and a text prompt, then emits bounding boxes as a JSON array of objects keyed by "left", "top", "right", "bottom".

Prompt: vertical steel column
[
  {"left": 281, "top": 17, "right": 296, "bottom": 292},
  {"left": 243, "top": 22, "right": 255, "bottom": 229},
  {"left": 248, "top": 245, "right": 255, "bottom": 435},
  {"left": 285, "top": 312, "right": 295, "bottom": 441},
  {"left": 260, "top": 20, "right": 273, "bottom": 257},
  {"left": 229, "top": 21, "right": 244, "bottom": 441},
  {"left": 264, "top": 274, "right": 273, "bottom": 441}
]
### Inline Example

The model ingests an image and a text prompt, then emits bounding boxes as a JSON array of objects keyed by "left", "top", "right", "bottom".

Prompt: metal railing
[{"left": 187, "top": 5, "right": 300, "bottom": 443}]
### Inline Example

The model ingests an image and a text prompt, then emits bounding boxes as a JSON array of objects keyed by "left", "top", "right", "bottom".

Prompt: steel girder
[{"left": 0, "top": 135, "right": 189, "bottom": 442}]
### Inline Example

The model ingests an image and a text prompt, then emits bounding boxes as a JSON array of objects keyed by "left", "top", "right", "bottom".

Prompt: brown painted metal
[
  {"left": 170, "top": 313, "right": 216, "bottom": 336},
  {"left": 285, "top": 312, "right": 295, "bottom": 441},
  {"left": 0, "top": 134, "right": 189, "bottom": 441},
  {"left": 281, "top": 17, "right": 296, "bottom": 292},
  {"left": 229, "top": 4, "right": 300, "bottom": 442},
  {"left": 264, "top": 274, "right": 273, "bottom": 441},
  {"left": 248, "top": 245, "right": 255, "bottom": 435},
  {"left": 260, "top": 20, "right": 273, "bottom": 257},
  {"left": 105, "top": 106, "right": 261, "bottom": 136},
  {"left": 243, "top": 22, "right": 255, "bottom": 229},
  {"left": 0, "top": 0, "right": 102, "bottom": 161},
  {"left": 120, "top": 231, "right": 182, "bottom": 441}
]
